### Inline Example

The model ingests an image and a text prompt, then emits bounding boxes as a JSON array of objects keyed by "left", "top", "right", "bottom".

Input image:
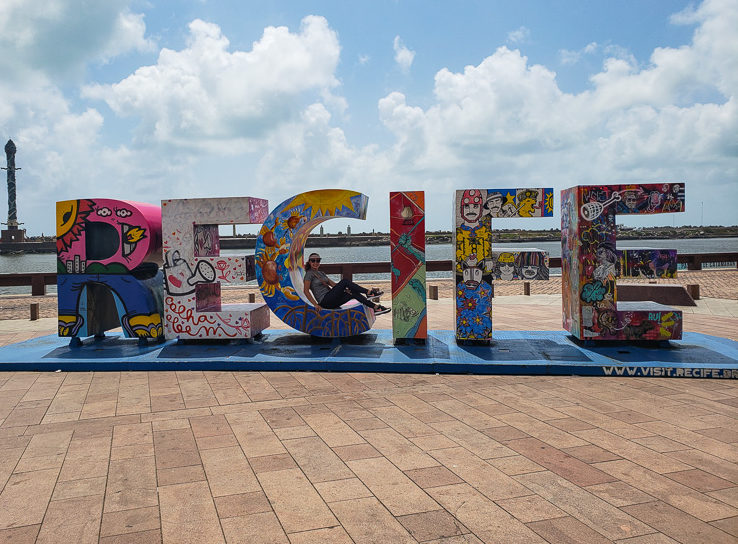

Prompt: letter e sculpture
[
  {"left": 161, "top": 197, "right": 270, "bottom": 339},
  {"left": 561, "top": 183, "right": 685, "bottom": 341}
]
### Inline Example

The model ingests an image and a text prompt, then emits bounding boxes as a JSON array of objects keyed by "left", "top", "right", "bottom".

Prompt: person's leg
[
  {"left": 320, "top": 284, "right": 354, "bottom": 309},
  {"left": 321, "top": 280, "right": 377, "bottom": 310},
  {"left": 336, "top": 279, "right": 384, "bottom": 299},
  {"left": 334, "top": 279, "right": 368, "bottom": 295}
]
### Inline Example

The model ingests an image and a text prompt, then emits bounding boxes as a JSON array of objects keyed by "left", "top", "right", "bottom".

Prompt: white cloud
[
  {"left": 393, "top": 36, "right": 415, "bottom": 72},
  {"left": 560, "top": 42, "right": 634, "bottom": 68},
  {"left": 670, "top": 3, "right": 701, "bottom": 25},
  {"left": 559, "top": 42, "right": 599, "bottom": 65},
  {"left": 507, "top": 26, "right": 530, "bottom": 45},
  {"left": 358, "top": 54, "right": 370, "bottom": 65},
  {"left": 2, "top": 14, "right": 348, "bottom": 235},
  {"left": 372, "top": 0, "right": 738, "bottom": 228},
  {"left": 0, "top": 0, "right": 153, "bottom": 81},
  {"left": 2, "top": 0, "right": 737, "bottom": 235},
  {"left": 83, "top": 16, "right": 341, "bottom": 150},
  {"left": 0, "top": 1, "right": 164, "bottom": 234},
  {"left": 0, "top": 1, "right": 157, "bottom": 232},
  {"left": 102, "top": 10, "right": 155, "bottom": 61}
]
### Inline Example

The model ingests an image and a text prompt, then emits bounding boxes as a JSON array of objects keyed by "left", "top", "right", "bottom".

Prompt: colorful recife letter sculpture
[
  {"left": 255, "top": 189, "right": 375, "bottom": 337},
  {"left": 454, "top": 188, "right": 554, "bottom": 342},
  {"left": 389, "top": 191, "right": 427, "bottom": 341},
  {"left": 618, "top": 248, "right": 678, "bottom": 279},
  {"left": 488, "top": 250, "right": 549, "bottom": 281},
  {"left": 561, "top": 183, "right": 685, "bottom": 341},
  {"left": 161, "top": 197, "right": 270, "bottom": 340},
  {"left": 56, "top": 199, "right": 164, "bottom": 342}
]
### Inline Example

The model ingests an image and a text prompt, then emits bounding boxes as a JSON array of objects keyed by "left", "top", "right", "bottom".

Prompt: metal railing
[
  {"left": 320, "top": 252, "right": 738, "bottom": 280},
  {"left": 0, "top": 272, "right": 56, "bottom": 295},
  {"left": 2, "top": 252, "right": 736, "bottom": 295}
]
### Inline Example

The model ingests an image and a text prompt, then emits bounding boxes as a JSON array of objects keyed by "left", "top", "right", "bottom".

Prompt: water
[
  {"left": 299, "top": 238, "right": 738, "bottom": 280},
  {"left": 2, "top": 237, "right": 737, "bottom": 294}
]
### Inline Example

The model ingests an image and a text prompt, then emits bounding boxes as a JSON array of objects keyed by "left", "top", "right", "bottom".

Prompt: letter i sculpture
[
  {"left": 454, "top": 188, "right": 554, "bottom": 343},
  {"left": 390, "top": 191, "right": 427, "bottom": 342}
]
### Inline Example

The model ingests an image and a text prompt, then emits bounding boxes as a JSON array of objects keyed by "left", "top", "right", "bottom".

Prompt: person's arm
[{"left": 303, "top": 278, "right": 322, "bottom": 311}]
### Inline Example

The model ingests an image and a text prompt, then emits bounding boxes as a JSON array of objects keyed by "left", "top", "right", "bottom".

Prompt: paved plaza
[{"left": 0, "top": 278, "right": 737, "bottom": 543}]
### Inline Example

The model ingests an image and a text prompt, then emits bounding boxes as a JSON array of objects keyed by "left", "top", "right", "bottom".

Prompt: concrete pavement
[{"left": 0, "top": 293, "right": 737, "bottom": 543}]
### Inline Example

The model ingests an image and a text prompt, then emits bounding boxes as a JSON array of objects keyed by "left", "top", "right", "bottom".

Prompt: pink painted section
[
  {"left": 57, "top": 199, "right": 162, "bottom": 272},
  {"left": 194, "top": 224, "right": 220, "bottom": 257},
  {"left": 249, "top": 198, "right": 269, "bottom": 224}
]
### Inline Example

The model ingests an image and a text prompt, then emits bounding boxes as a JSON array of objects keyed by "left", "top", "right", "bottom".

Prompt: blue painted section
[
  {"left": 0, "top": 330, "right": 736, "bottom": 378},
  {"left": 57, "top": 271, "right": 164, "bottom": 339}
]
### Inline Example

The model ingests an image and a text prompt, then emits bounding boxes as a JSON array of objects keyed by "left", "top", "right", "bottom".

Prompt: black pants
[{"left": 320, "top": 279, "right": 376, "bottom": 310}]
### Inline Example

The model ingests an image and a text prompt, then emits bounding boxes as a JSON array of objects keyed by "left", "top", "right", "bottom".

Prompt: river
[{"left": 2, "top": 237, "right": 737, "bottom": 294}]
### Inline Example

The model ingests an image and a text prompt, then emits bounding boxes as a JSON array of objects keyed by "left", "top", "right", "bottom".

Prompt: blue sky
[{"left": 1, "top": 0, "right": 735, "bottom": 235}]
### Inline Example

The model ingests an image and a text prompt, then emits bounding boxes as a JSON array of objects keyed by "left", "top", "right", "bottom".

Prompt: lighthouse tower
[{"left": 1, "top": 139, "right": 26, "bottom": 243}]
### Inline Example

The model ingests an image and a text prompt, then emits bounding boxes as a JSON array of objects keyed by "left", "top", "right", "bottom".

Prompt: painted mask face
[
  {"left": 463, "top": 202, "right": 481, "bottom": 222},
  {"left": 598, "top": 310, "right": 618, "bottom": 333},
  {"left": 596, "top": 247, "right": 613, "bottom": 263},
  {"left": 521, "top": 265, "right": 538, "bottom": 279},
  {"left": 624, "top": 192, "right": 638, "bottom": 209},
  {"left": 499, "top": 262, "right": 515, "bottom": 277},
  {"left": 486, "top": 194, "right": 503, "bottom": 215},
  {"left": 497, "top": 253, "right": 515, "bottom": 276},
  {"left": 460, "top": 190, "right": 483, "bottom": 223},
  {"left": 462, "top": 265, "right": 483, "bottom": 289}
]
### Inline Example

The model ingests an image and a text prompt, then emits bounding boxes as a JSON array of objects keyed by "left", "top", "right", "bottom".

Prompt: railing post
[
  {"left": 342, "top": 264, "right": 353, "bottom": 281},
  {"left": 31, "top": 275, "right": 45, "bottom": 296},
  {"left": 686, "top": 254, "right": 701, "bottom": 270},
  {"left": 686, "top": 284, "right": 700, "bottom": 300}
]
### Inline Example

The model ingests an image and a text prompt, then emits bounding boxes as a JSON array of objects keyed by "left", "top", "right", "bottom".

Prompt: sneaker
[
  {"left": 374, "top": 305, "right": 391, "bottom": 316},
  {"left": 368, "top": 289, "right": 384, "bottom": 297},
  {"left": 368, "top": 294, "right": 381, "bottom": 303}
]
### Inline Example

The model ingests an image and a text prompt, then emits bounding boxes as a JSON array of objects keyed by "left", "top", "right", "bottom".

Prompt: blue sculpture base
[{"left": 0, "top": 330, "right": 736, "bottom": 378}]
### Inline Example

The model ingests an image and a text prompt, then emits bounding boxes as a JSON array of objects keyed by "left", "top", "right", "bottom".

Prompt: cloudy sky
[{"left": 1, "top": 0, "right": 735, "bottom": 235}]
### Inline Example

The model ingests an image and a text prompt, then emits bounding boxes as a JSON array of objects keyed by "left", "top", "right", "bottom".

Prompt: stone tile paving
[
  {"left": 0, "top": 367, "right": 736, "bottom": 543},
  {"left": 1, "top": 271, "right": 737, "bottom": 542}
]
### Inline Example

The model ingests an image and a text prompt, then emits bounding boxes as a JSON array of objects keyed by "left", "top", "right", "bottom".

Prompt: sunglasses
[{"left": 309, "top": 258, "right": 321, "bottom": 263}]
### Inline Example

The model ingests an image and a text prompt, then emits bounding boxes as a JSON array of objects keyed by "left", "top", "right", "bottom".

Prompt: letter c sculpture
[{"left": 255, "top": 189, "right": 376, "bottom": 337}]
